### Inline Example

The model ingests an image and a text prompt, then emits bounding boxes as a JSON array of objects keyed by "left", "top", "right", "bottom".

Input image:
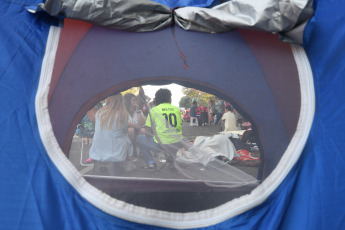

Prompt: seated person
[
  {"left": 183, "top": 110, "right": 190, "bottom": 122},
  {"left": 221, "top": 105, "right": 238, "bottom": 131},
  {"left": 190, "top": 101, "right": 198, "bottom": 118},
  {"left": 241, "top": 122, "right": 253, "bottom": 143},
  {"left": 76, "top": 114, "right": 94, "bottom": 145},
  {"left": 136, "top": 88, "right": 184, "bottom": 170},
  {"left": 89, "top": 93, "right": 133, "bottom": 176},
  {"left": 124, "top": 93, "right": 146, "bottom": 156}
]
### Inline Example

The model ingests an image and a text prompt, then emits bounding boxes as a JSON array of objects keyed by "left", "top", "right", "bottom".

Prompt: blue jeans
[
  {"left": 136, "top": 135, "right": 160, "bottom": 163},
  {"left": 136, "top": 134, "right": 183, "bottom": 164},
  {"left": 215, "top": 112, "right": 223, "bottom": 125}
]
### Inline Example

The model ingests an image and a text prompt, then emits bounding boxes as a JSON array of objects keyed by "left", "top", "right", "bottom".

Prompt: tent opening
[
  {"left": 47, "top": 20, "right": 303, "bottom": 212},
  {"left": 67, "top": 83, "right": 264, "bottom": 212}
]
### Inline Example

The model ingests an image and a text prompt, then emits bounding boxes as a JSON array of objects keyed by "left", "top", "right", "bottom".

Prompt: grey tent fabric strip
[
  {"left": 175, "top": 0, "right": 314, "bottom": 44},
  {"left": 36, "top": 0, "right": 313, "bottom": 43},
  {"left": 37, "top": 0, "right": 172, "bottom": 32}
]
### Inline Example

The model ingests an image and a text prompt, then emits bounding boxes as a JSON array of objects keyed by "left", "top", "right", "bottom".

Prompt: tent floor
[
  {"left": 69, "top": 123, "right": 261, "bottom": 212},
  {"left": 110, "top": 190, "right": 248, "bottom": 213}
]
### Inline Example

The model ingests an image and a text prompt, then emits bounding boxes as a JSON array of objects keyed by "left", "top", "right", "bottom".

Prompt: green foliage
[
  {"left": 181, "top": 87, "right": 216, "bottom": 106},
  {"left": 179, "top": 96, "right": 192, "bottom": 108}
]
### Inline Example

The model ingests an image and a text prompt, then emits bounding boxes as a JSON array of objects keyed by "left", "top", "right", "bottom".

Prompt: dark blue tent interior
[{"left": 48, "top": 21, "right": 301, "bottom": 211}]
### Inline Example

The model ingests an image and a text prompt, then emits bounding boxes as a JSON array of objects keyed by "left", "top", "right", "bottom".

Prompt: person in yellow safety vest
[{"left": 136, "top": 88, "right": 184, "bottom": 170}]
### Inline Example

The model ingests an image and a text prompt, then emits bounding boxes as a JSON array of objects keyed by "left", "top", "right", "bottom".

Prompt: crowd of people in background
[
  {"left": 76, "top": 87, "right": 186, "bottom": 175},
  {"left": 186, "top": 97, "right": 245, "bottom": 132},
  {"left": 75, "top": 87, "right": 253, "bottom": 176}
]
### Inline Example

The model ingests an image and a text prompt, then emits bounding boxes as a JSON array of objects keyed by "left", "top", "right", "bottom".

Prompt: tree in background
[
  {"left": 179, "top": 95, "right": 192, "bottom": 108},
  {"left": 181, "top": 87, "right": 216, "bottom": 106}
]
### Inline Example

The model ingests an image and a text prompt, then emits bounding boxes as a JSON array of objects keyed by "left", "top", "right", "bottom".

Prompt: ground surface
[
  {"left": 67, "top": 122, "right": 261, "bottom": 212},
  {"left": 69, "top": 122, "right": 260, "bottom": 178}
]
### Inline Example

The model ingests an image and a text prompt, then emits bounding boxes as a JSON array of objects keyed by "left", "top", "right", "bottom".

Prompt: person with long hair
[
  {"left": 123, "top": 93, "right": 146, "bottom": 156},
  {"left": 89, "top": 93, "right": 133, "bottom": 175}
]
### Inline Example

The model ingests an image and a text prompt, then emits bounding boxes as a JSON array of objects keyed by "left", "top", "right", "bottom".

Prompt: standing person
[
  {"left": 89, "top": 93, "right": 133, "bottom": 176},
  {"left": 221, "top": 105, "right": 238, "bottom": 131},
  {"left": 214, "top": 98, "right": 224, "bottom": 125},
  {"left": 136, "top": 88, "right": 184, "bottom": 170},
  {"left": 137, "top": 86, "right": 151, "bottom": 116},
  {"left": 124, "top": 93, "right": 146, "bottom": 156},
  {"left": 196, "top": 105, "right": 204, "bottom": 126},
  {"left": 208, "top": 99, "right": 215, "bottom": 124},
  {"left": 202, "top": 105, "right": 209, "bottom": 126},
  {"left": 189, "top": 100, "right": 199, "bottom": 126},
  {"left": 224, "top": 100, "right": 232, "bottom": 109},
  {"left": 190, "top": 101, "right": 198, "bottom": 118}
]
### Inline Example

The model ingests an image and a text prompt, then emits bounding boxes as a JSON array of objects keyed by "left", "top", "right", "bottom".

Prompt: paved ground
[
  {"left": 69, "top": 122, "right": 260, "bottom": 179},
  {"left": 181, "top": 121, "right": 222, "bottom": 141}
]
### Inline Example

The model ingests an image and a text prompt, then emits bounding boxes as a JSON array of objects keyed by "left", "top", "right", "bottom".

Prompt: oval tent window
[{"left": 36, "top": 19, "right": 314, "bottom": 228}]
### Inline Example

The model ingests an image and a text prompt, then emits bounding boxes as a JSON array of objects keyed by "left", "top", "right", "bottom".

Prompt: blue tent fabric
[
  {"left": 1, "top": 0, "right": 345, "bottom": 229},
  {"left": 151, "top": 0, "right": 221, "bottom": 8}
]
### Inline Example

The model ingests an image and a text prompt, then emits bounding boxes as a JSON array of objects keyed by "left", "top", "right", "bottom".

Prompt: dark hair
[
  {"left": 225, "top": 105, "right": 232, "bottom": 111},
  {"left": 154, "top": 88, "right": 171, "bottom": 105},
  {"left": 123, "top": 93, "right": 136, "bottom": 111}
]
